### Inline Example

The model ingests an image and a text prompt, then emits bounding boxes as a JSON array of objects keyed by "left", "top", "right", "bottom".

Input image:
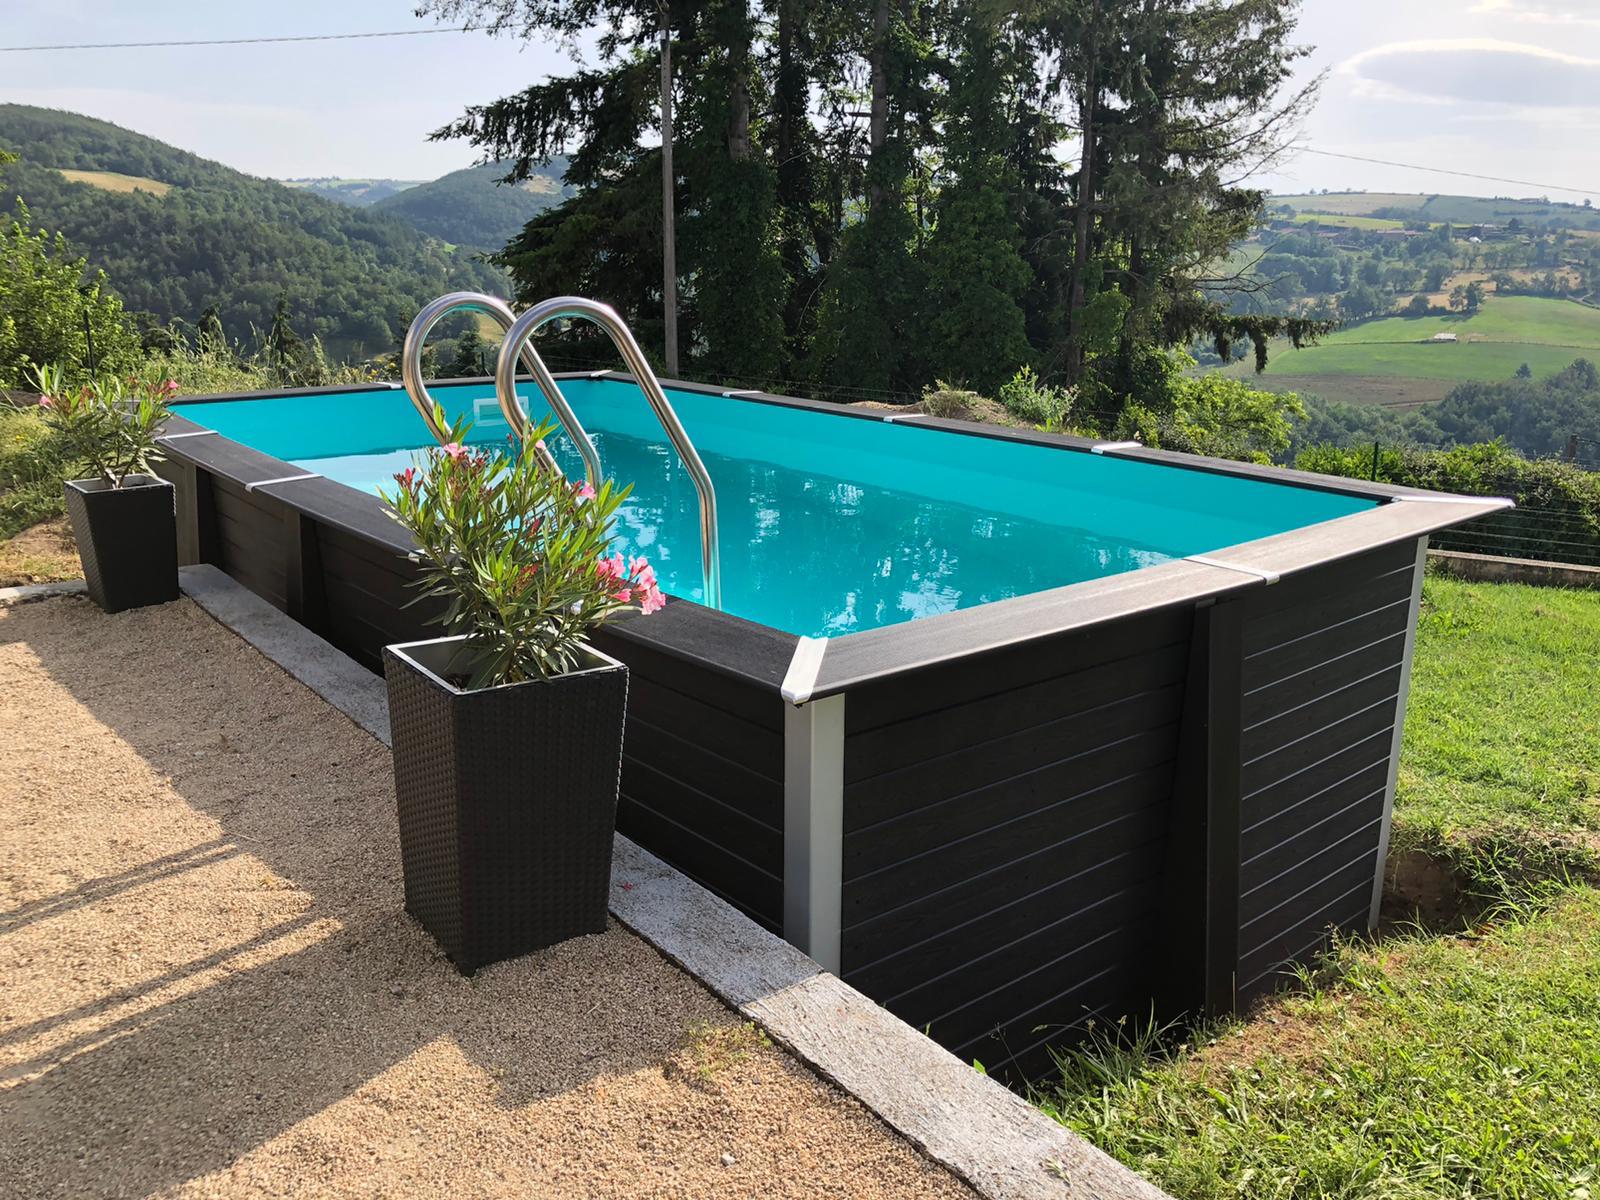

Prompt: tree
[
  {"left": 1515, "top": 362, "right": 1533, "bottom": 379},
  {"left": 1041, "top": 0, "right": 1322, "bottom": 409},
  {"left": 1404, "top": 294, "right": 1431, "bottom": 317},
  {"left": 1464, "top": 279, "right": 1485, "bottom": 313},
  {"left": 0, "top": 199, "right": 141, "bottom": 387},
  {"left": 917, "top": 5, "right": 1035, "bottom": 393},
  {"left": 265, "top": 294, "right": 302, "bottom": 380},
  {"left": 196, "top": 305, "right": 226, "bottom": 354},
  {"left": 449, "top": 323, "right": 490, "bottom": 377}
]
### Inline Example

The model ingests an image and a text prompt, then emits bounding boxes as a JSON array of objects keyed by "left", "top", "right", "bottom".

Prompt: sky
[{"left": 3, "top": 0, "right": 1600, "bottom": 201}]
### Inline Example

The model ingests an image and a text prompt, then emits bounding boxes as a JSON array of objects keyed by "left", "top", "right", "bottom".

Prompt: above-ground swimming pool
[
  {"left": 157, "top": 371, "right": 1505, "bottom": 1079},
  {"left": 175, "top": 378, "right": 1375, "bottom": 638}
]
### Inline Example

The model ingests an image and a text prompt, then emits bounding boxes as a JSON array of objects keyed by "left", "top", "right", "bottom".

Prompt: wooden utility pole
[
  {"left": 1065, "top": 0, "right": 1101, "bottom": 386},
  {"left": 659, "top": 11, "right": 679, "bottom": 375}
]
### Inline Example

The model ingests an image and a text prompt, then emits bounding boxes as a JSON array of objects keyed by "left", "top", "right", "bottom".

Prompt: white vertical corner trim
[
  {"left": 784, "top": 694, "right": 845, "bottom": 974},
  {"left": 781, "top": 635, "right": 828, "bottom": 705},
  {"left": 1370, "top": 535, "right": 1429, "bottom": 929}
]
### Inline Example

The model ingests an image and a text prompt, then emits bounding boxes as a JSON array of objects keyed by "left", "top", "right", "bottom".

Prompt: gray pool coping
[{"left": 156, "top": 563, "right": 1169, "bottom": 1200}]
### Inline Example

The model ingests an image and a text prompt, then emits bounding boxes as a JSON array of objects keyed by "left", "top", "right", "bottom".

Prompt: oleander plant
[{"left": 382, "top": 410, "right": 664, "bottom": 689}]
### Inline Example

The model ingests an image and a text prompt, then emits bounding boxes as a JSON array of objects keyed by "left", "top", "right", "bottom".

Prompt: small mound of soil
[{"left": 0, "top": 516, "right": 78, "bottom": 586}]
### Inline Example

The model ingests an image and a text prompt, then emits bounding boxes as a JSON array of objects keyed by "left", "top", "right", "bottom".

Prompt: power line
[
  {"left": 1293, "top": 147, "right": 1597, "bottom": 198},
  {"left": 0, "top": 28, "right": 473, "bottom": 53}
]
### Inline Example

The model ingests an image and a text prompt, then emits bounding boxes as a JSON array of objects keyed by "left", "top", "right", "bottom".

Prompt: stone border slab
[
  {"left": 1429, "top": 548, "right": 1600, "bottom": 590},
  {"left": 0, "top": 579, "right": 86, "bottom": 605},
  {"left": 170, "top": 564, "right": 1171, "bottom": 1200}
]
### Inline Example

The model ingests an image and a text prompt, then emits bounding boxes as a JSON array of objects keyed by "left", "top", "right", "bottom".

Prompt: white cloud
[
  {"left": 1470, "top": 0, "right": 1600, "bottom": 25},
  {"left": 1340, "top": 38, "right": 1600, "bottom": 110}
]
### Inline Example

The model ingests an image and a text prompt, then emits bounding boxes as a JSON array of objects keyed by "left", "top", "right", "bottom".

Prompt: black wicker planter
[
  {"left": 62, "top": 475, "right": 179, "bottom": 614},
  {"left": 383, "top": 636, "right": 629, "bottom": 974}
]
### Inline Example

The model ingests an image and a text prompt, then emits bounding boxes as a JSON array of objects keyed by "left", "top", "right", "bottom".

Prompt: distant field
[
  {"left": 1274, "top": 191, "right": 1600, "bottom": 230},
  {"left": 56, "top": 168, "right": 170, "bottom": 197},
  {"left": 1318, "top": 295, "right": 1600, "bottom": 349},
  {"left": 1290, "top": 212, "right": 1403, "bottom": 231},
  {"left": 1221, "top": 294, "right": 1600, "bottom": 405}
]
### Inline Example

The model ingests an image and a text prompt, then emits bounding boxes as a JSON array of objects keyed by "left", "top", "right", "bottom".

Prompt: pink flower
[
  {"left": 393, "top": 466, "right": 417, "bottom": 490},
  {"left": 638, "top": 584, "right": 666, "bottom": 615},
  {"left": 36, "top": 394, "right": 53, "bottom": 409},
  {"left": 595, "top": 553, "right": 626, "bottom": 584},
  {"left": 575, "top": 481, "right": 596, "bottom": 501},
  {"left": 162, "top": 379, "right": 180, "bottom": 395},
  {"left": 441, "top": 442, "right": 467, "bottom": 462},
  {"left": 613, "top": 587, "right": 632, "bottom": 603},
  {"left": 535, "top": 439, "right": 548, "bottom": 453}
]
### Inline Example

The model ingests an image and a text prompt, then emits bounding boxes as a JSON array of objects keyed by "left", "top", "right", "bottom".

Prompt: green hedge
[{"left": 1296, "top": 442, "right": 1600, "bottom": 566}]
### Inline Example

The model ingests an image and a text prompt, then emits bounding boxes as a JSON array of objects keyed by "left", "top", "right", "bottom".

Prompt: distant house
[{"left": 1428, "top": 331, "right": 1459, "bottom": 343}]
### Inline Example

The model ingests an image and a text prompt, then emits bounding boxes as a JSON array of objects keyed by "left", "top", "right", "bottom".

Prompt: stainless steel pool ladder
[
  {"left": 496, "top": 296, "right": 721, "bottom": 611},
  {"left": 399, "top": 291, "right": 722, "bottom": 611},
  {"left": 401, "top": 291, "right": 603, "bottom": 483}
]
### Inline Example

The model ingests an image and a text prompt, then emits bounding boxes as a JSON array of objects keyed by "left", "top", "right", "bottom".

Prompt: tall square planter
[
  {"left": 62, "top": 475, "right": 179, "bottom": 614},
  {"left": 383, "top": 636, "right": 628, "bottom": 974}
]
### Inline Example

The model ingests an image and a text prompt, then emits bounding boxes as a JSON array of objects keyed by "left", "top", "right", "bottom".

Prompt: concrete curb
[
  {"left": 0, "top": 579, "right": 86, "bottom": 605},
  {"left": 172, "top": 564, "right": 1170, "bottom": 1200},
  {"left": 1429, "top": 548, "right": 1600, "bottom": 590}
]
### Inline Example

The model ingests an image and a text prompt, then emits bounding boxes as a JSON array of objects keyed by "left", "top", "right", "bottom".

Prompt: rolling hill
[
  {"left": 1273, "top": 191, "right": 1600, "bottom": 232},
  {"left": 371, "top": 159, "right": 571, "bottom": 249},
  {"left": 0, "top": 105, "right": 504, "bottom": 358},
  {"left": 281, "top": 177, "right": 424, "bottom": 206}
]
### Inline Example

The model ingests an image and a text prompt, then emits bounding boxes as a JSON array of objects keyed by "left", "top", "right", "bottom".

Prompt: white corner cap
[
  {"left": 781, "top": 636, "right": 829, "bottom": 706},
  {"left": 1090, "top": 440, "right": 1142, "bottom": 455},
  {"left": 1391, "top": 493, "right": 1515, "bottom": 508}
]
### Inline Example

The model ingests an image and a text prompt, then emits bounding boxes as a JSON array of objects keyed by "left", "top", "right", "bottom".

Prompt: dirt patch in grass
[
  {"left": 0, "top": 595, "right": 975, "bottom": 1200},
  {"left": 0, "top": 516, "right": 77, "bottom": 586}
]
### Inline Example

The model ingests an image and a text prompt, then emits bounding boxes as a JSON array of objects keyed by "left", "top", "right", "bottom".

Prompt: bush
[
  {"left": 1297, "top": 441, "right": 1600, "bottom": 565},
  {"left": 34, "top": 363, "right": 175, "bottom": 487},
  {"left": 0, "top": 200, "right": 141, "bottom": 388},
  {"left": 996, "top": 366, "right": 1072, "bottom": 428},
  {"left": 0, "top": 403, "right": 69, "bottom": 538},
  {"left": 919, "top": 382, "right": 980, "bottom": 420}
]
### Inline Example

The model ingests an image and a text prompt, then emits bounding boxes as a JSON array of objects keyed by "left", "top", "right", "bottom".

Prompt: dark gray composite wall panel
[
  {"left": 175, "top": 463, "right": 791, "bottom": 932},
  {"left": 1231, "top": 540, "right": 1418, "bottom": 1003},
  {"left": 209, "top": 478, "right": 288, "bottom": 611},
  {"left": 837, "top": 608, "right": 1194, "bottom": 1078}
]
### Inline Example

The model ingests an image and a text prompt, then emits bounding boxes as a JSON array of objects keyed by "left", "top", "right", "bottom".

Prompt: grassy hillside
[
  {"left": 281, "top": 177, "right": 423, "bottom": 206},
  {"left": 371, "top": 159, "right": 571, "bottom": 250},
  {"left": 1275, "top": 191, "right": 1600, "bottom": 232},
  {"left": 0, "top": 105, "right": 503, "bottom": 358},
  {"left": 56, "top": 168, "right": 170, "bottom": 197},
  {"left": 1225, "top": 294, "right": 1600, "bottom": 407}
]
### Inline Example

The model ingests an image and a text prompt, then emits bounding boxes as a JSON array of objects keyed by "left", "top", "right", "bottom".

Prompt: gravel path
[{"left": 0, "top": 596, "right": 975, "bottom": 1200}]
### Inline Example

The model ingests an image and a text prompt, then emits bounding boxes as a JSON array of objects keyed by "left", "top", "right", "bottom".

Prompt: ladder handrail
[
  {"left": 495, "top": 296, "right": 722, "bottom": 611},
  {"left": 400, "top": 291, "right": 603, "bottom": 485}
]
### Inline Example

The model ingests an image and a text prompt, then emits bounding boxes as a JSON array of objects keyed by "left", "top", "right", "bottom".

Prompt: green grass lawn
[
  {"left": 1037, "top": 577, "right": 1600, "bottom": 1200},
  {"left": 1221, "top": 295, "right": 1600, "bottom": 403}
]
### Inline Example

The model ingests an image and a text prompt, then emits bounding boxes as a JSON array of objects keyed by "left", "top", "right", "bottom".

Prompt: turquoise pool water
[{"left": 176, "top": 380, "right": 1374, "bottom": 638}]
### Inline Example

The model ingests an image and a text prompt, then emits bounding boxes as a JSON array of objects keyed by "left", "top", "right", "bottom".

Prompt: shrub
[
  {"left": 0, "top": 201, "right": 141, "bottom": 388},
  {"left": 919, "top": 381, "right": 980, "bottom": 419},
  {"left": 0, "top": 403, "right": 70, "bottom": 537},
  {"left": 381, "top": 413, "right": 665, "bottom": 689},
  {"left": 1297, "top": 441, "right": 1600, "bottom": 565},
  {"left": 997, "top": 366, "right": 1072, "bottom": 428},
  {"left": 33, "top": 363, "right": 174, "bottom": 487}
]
